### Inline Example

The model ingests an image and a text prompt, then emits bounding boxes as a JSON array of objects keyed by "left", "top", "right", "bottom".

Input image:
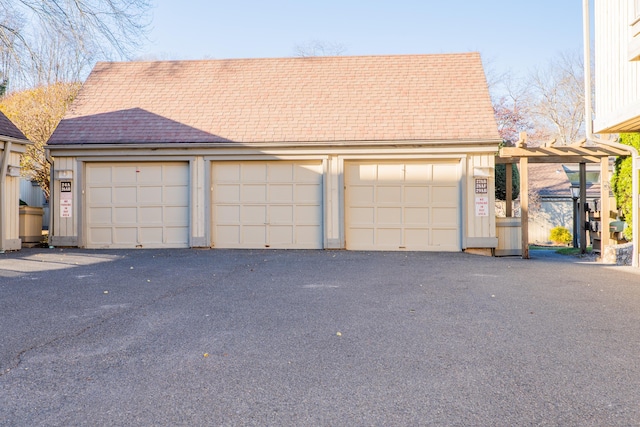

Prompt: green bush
[
  {"left": 611, "top": 133, "right": 640, "bottom": 241},
  {"left": 549, "top": 226, "right": 572, "bottom": 244},
  {"left": 495, "top": 163, "right": 520, "bottom": 201}
]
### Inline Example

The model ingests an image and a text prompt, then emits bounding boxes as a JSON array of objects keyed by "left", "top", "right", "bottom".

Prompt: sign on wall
[
  {"left": 475, "top": 178, "right": 488, "bottom": 194},
  {"left": 60, "top": 181, "right": 72, "bottom": 218},
  {"left": 475, "top": 196, "right": 489, "bottom": 217}
]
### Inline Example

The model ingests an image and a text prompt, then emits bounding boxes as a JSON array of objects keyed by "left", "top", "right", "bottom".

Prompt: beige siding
[
  {"left": 2, "top": 150, "right": 23, "bottom": 249},
  {"left": 464, "top": 154, "right": 497, "bottom": 248},
  {"left": 594, "top": 0, "right": 640, "bottom": 133},
  {"left": 50, "top": 156, "right": 78, "bottom": 246}
]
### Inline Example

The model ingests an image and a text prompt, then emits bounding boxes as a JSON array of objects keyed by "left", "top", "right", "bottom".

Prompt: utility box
[{"left": 19, "top": 206, "right": 44, "bottom": 243}]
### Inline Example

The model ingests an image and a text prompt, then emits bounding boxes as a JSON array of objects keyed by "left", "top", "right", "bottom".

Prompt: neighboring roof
[
  {"left": 48, "top": 53, "right": 500, "bottom": 145},
  {"left": 0, "top": 110, "right": 27, "bottom": 141},
  {"left": 529, "top": 163, "right": 601, "bottom": 198}
]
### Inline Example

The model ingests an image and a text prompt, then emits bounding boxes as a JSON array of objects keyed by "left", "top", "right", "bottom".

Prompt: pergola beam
[{"left": 498, "top": 139, "right": 632, "bottom": 261}]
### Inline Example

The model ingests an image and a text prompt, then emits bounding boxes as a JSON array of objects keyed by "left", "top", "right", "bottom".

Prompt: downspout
[
  {"left": 45, "top": 147, "right": 54, "bottom": 247},
  {"left": 0, "top": 140, "right": 12, "bottom": 252},
  {"left": 583, "top": 0, "right": 639, "bottom": 267}
]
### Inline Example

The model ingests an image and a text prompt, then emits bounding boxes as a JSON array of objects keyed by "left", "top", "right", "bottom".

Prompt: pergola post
[
  {"left": 505, "top": 164, "right": 513, "bottom": 217},
  {"left": 600, "top": 156, "right": 610, "bottom": 249},
  {"left": 580, "top": 163, "right": 587, "bottom": 254},
  {"left": 520, "top": 157, "right": 529, "bottom": 259}
]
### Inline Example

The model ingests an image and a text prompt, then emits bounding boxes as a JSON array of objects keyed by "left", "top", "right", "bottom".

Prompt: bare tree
[
  {"left": 293, "top": 40, "right": 347, "bottom": 57},
  {"left": 527, "top": 51, "right": 586, "bottom": 146},
  {"left": 491, "top": 73, "right": 536, "bottom": 144},
  {"left": 0, "top": 0, "right": 151, "bottom": 89}
]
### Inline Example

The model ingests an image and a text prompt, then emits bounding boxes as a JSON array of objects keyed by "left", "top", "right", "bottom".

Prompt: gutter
[
  {"left": 45, "top": 147, "right": 54, "bottom": 247},
  {"left": 583, "top": 0, "right": 639, "bottom": 267}
]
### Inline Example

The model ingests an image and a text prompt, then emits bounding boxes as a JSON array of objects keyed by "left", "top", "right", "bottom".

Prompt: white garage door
[
  {"left": 85, "top": 162, "right": 189, "bottom": 248},
  {"left": 345, "top": 161, "right": 460, "bottom": 251},
  {"left": 212, "top": 161, "right": 323, "bottom": 249}
]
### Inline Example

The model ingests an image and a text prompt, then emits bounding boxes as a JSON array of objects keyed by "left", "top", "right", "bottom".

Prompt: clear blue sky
[{"left": 141, "top": 1, "right": 587, "bottom": 78}]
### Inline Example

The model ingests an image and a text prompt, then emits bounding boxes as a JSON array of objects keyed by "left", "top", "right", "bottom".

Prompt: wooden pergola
[{"left": 497, "top": 133, "right": 632, "bottom": 259}]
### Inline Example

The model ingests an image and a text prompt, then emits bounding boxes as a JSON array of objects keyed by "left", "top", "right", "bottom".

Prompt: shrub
[
  {"left": 549, "top": 226, "right": 572, "bottom": 244},
  {"left": 495, "top": 163, "right": 520, "bottom": 201},
  {"left": 611, "top": 133, "right": 640, "bottom": 241}
]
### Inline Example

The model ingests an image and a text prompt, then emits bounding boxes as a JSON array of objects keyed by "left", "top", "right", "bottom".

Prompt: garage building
[{"left": 47, "top": 53, "right": 501, "bottom": 252}]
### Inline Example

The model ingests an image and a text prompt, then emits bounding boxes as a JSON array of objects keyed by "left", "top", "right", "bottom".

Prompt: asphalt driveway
[{"left": 1, "top": 248, "right": 640, "bottom": 426}]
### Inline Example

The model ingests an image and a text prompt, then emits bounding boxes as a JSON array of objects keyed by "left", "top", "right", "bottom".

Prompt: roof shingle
[
  {"left": 49, "top": 53, "right": 500, "bottom": 145},
  {"left": 0, "top": 111, "right": 27, "bottom": 141}
]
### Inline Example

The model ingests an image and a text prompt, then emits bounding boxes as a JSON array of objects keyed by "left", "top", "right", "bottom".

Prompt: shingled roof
[
  {"left": 49, "top": 53, "right": 500, "bottom": 145},
  {"left": 0, "top": 111, "right": 27, "bottom": 141}
]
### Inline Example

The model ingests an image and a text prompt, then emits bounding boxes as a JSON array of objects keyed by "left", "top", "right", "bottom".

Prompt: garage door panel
[
  {"left": 432, "top": 229, "right": 459, "bottom": 248},
  {"left": 405, "top": 208, "right": 429, "bottom": 225},
  {"left": 139, "top": 187, "right": 162, "bottom": 203},
  {"left": 86, "top": 162, "right": 189, "bottom": 248},
  {"left": 405, "top": 229, "right": 430, "bottom": 247},
  {"left": 377, "top": 186, "right": 402, "bottom": 203},
  {"left": 114, "top": 207, "right": 137, "bottom": 223},
  {"left": 349, "top": 186, "right": 374, "bottom": 204},
  {"left": 404, "top": 187, "right": 428, "bottom": 203},
  {"left": 270, "top": 165, "right": 294, "bottom": 181},
  {"left": 87, "top": 187, "right": 112, "bottom": 204},
  {"left": 348, "top": 228, "right": 374, "bottom": 247},
  {"left": 139, "top": 227, "right": 163, "bottom": 243},
  {"left": 112, "top": 166, "right": 137, "bottom": 183},
  {"left": 212, "top": 161, "right": 323, "bottom": 249},
  {"left": 377, "top": 164, "right": 404, "bottom": 181},
  {"left": 242, "top": 205, "right": 267, "bottom": 223},
  {"left": 433, "top": 164, "right": 458, "bottom": 180},
  {"left": 113, "top": 187, "right": 136, "bottom": 203},
  {"left": 270, "top": 206, "right": 293, "bottom": 223},
  {"left": 216, "top": 205, "right": 240, "bottom": 221},
  {"left": 432, "top": 186, "right": 458, "bottom": 204},
  {"left": 269, "top": 226, "right": 293, "bottom": 245},
  {"left": 215, "top": 185, "right": 240, "bottom": 202},
  {"left": 346, "top": 161, "right": 460, "bottom": 251},
  {"left": 87, "top": 165, "right": 112, "bottom": 181},
  {"left": 295, "top": 184, "right": 321, "bottom": 203},
  {"left": 164, "top": 187, "right": 189, "bottom": 205},
  {"left": 165, "top": 207, "right": 188, "bottom": 223},
  {"left": 378, "top": 207, "right": 402, "bottom": 224},
  {"left": 243, "top": 185, "right": 267, "bottom": 202},
  {"left": 242, "top": 164, "right": 267, "bottom": 181},
  {"left": 270, "top": 185, "right": 294, "bottom": 202},
  {"left": 377, "top": 228, "right": 402, "bottom": 246},
  {"left": 139, "top": 206, "right": 162, "bottom": 222},
  {"left": 213, "top": 163, "right": 240, "bottom": 182},
  {"left": 296, "top": 226, "right": 322, "bottom": 245},
  {"left": 217, "top": 225, "right": 240, "bottom": 243},
  {"left": 296, "top": 164, "right": 322, "bottom": 181},
  {"left": 405, "top": 164, "right": 432, "bottom": 181},
  {"left": 88, "top": 228, "right": 112, "bottom": 245},
  {"left": 165, "top": 227, "right": 190, "bottom": 244},
  {"left": 349, "top": 207, "right": 374, "bottom": 224},
  {"left": 243, "top": 225, "right": 267, "bottom": 244},
  {"left": 114, "top": 227, "right": 138, "bottom": 244},
  {"left": 432, "top": 207, "right": 458, "bottom": 224},
  {"left": 296, "top": 205, "right": 323, "bottom": 224},
  {"left": 138, "top": 166, "right": 163, "bottom": 183},
  {"left": 89, "top": 207, "right": 112, "bottom": 223}
]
